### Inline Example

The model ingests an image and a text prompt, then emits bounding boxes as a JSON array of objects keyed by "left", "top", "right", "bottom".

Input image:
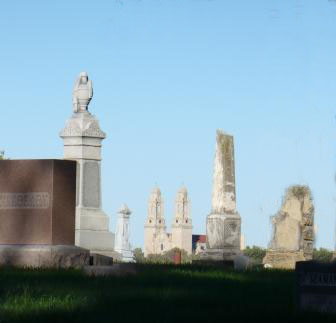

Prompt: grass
[{"left": 0, "top": 265, "right": 334, "bottom": 323}]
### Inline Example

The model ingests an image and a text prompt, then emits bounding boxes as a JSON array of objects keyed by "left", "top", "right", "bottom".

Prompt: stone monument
[
  {"left": 114, "top": 204, "right": 134, "bottom": 262},
  {"left": 0, "top": 159, "right": 89, "bottom": 268},
  {"left": 201, "top": 130, "right": 241, "bottom": 261},
  {"left": 263, "top": 185, "right": 315, "bottom": 269},
  {"left": 60, "top": 72, "right": 117, "bottom": 258}
]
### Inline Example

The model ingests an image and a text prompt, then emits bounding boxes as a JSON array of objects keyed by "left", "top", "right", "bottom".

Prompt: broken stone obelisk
[
  {"left": 202, "top": 130, "right": 241, "bottom": 260},
  {"left": 263, "top": 185, "right": 314, "bottom": 269},
  {"left": 60, "top": 72, "right": 117, "bottom": 258}
]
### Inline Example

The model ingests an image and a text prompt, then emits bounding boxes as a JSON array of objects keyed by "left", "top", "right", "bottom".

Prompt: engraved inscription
[
  {"left": 0, "top": 193, "right": 50, "bottom": 209},
  {"left": 300, "top": 272, "right": 336, "bottom": 287},
  {"left": 224, "top": 219, "right": 240, "bottom": 247},
  {"left": 82, "top": 161, "right": 100, "bottom": 208}
]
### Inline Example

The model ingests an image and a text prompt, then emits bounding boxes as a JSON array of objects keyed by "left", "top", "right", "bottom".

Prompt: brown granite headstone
[{"left": 0, "top": 159, "right": 76, "bottom": 245}]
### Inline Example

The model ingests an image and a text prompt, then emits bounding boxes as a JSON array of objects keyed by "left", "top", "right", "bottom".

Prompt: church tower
[
  {"left": 144, "top": 187, "right": 167, "bottom": 257},
  {"left": 171, "top": 186, "right": 193, "bottom": 255}
]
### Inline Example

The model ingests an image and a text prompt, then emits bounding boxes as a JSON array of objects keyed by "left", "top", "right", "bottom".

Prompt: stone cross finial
[
  {"left": 118, "top": 204, "right": 132, "bottom": 216},
  {"left": 72, "top": 72, "right": 93, "bottom": 113}
]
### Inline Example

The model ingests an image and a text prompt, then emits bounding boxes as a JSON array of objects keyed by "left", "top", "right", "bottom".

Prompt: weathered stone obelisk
[
  {"left": 60, "top": 72, "right": 116, "bottom": 258},
  {"left": 202, "top": 130, "right": 241, "bottom": 260}
]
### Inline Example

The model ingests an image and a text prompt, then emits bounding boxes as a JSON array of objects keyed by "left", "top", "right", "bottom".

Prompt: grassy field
[{"left": 0, "top": 265, "right": 334, "bottom": 323}]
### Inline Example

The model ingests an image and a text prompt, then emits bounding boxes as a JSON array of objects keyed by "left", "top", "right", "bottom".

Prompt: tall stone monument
[
  {"left": 263, "top": 185, "right": 315, "bottom": 269},
  {"left": 171, "top": 186, "right": 192, "bottom": 255},
  {"left": 60, "top": 72, "right": 116, "bottom": 258},
  {"left": 114, "top": 204, "right": 134, "bottom": 262},
  {"left": 202, "top": 130, "right": 241, "bottom": 260}
]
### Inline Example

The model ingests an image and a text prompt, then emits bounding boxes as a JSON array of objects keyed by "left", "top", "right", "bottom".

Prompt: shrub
[
  {"left": 313, "top": 248, "right": 333, "bottom": 262},
  {"left": 243, "top": 246, "right": 266, "bottom": 264}
]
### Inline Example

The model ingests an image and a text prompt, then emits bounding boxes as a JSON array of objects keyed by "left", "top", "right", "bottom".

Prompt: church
[{"left": 144, "top": 186, "right": 193, "bottom": 257}]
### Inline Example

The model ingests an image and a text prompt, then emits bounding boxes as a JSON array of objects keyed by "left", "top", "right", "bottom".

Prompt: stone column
[
  {"left": 203, "top": 130, "right": 241, "bottom": 260},
  {"left": 114, "top": 204, "right": 134, "bottom": 262},
  {"left": 60, "top": 72, "right": 116, "bottom": 258}
]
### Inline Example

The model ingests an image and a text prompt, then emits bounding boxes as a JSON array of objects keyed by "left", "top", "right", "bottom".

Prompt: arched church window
[{"left": 161, "top": 244, "right": 163, "bottom": 251}]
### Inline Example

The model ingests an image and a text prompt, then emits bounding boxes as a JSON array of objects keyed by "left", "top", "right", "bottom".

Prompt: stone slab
[
  {"left": 90, "top": 253, "right": 114, "bottom": 266},
  {"left": 83, "top": 264, "right": 137, "bottom": 277},
  {"left": 0, "top": 159, "right": 76, "bottom": 245},
  {"left": 90, "top": 250, "right": 122, "bottom": 261},
  {"left": 0, "top": 245, "right": 89, "bottom": 268},
  {"left": 263, "top": 250, "right": 306, "bottom": 269},
  {"left": 200, "top": 248, "right": 241, "bottom": 261},
  {"left": 76, "top": 230, "right": 115, "bottom": 251},
  {"left": 296, "top": 261, "right": 336, "bottom": 313}
]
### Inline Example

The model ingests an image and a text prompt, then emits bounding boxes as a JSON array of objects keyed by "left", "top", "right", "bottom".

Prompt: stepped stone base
[
  {"left": 200, "top": 248, "right": 241, "bottom": 261},
  {"left": 90, "top": 250, "right": 121, "bottom": 261},
  {"left": 0, "top": 245, "right": 90, "bottom": 268},
  {"left": 76, "top": 230, "right": 115, "bottom": 250},
  {"left": 263, "top": 250, "right": 308, "bottom": 269}
]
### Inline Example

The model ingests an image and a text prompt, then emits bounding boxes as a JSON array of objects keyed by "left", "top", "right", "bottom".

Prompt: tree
[
  {"left": 0, "top": 151, "right": 5, "bottom": 160},
  {"left": 133, "top": 248, "right": 145, "bottom": 263}
]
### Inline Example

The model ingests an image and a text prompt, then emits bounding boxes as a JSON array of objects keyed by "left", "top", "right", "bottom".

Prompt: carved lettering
[{"left": 0, "top": 193, "right": 50, "bottom": 209}]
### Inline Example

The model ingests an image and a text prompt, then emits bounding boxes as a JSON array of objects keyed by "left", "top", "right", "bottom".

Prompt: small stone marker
[{"left": 296, "top": 261, "right": 336, "bottom": 313}]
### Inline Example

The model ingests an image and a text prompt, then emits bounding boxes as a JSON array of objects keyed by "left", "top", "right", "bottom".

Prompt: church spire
[
  {"left": 146, "top": 186, "right": 165, "bottom": 227},
  {"left": 173, "top": 186, "right": 191, "bottom": 226}
]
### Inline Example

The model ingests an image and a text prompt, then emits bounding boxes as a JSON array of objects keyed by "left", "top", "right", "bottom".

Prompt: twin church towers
[{"left": 144, "top": 186, "right": 193, "bottom": 257}]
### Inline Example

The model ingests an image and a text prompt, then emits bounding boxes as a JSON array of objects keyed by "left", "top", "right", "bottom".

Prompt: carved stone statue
[{"left": 72, "top": 72, "right": 93, "bottom": 113}]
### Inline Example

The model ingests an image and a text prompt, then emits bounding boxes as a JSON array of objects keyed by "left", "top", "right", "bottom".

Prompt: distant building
[
  {"left": 192, "top": 234, "right": 206, "bottom": 254},
  {"left": 144, "top": 186, "right": 192, "bottom": 257}
]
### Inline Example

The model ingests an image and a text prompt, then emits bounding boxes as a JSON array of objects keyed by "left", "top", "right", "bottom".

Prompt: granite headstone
[{"left": 0, "top": 159, "right": 89, "bottom": 267}]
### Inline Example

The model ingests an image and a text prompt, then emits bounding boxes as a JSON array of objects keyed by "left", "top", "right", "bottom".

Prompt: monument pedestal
[
  {"left": 263, "top": 250, "right": 307, "bottom": 269},
  {"left": 200, "top": 248, "right": 241, "bottom": 261},
  {"left": 204, "top": 212, "right": 241, "bottom": 261},
  {"left": 0, "top": 245, "right": 90, "bottom": 268}
]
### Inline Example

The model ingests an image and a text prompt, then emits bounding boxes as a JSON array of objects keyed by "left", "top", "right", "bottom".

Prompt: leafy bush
[
  {"left": 313, "top": 248, "right": 334, "bottom": 262},
  {"left": 142, "top": 248, "right": 192, "bottom": 264}
]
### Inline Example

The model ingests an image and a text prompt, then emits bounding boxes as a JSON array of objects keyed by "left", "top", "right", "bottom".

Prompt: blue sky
[{"left": 0, "top": 0, "right": 336, "bottom": 249}]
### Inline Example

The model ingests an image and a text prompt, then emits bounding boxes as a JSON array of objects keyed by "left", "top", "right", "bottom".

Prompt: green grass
[{"left": 0, "top": 265, "right": 334, "bottom": 323}]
